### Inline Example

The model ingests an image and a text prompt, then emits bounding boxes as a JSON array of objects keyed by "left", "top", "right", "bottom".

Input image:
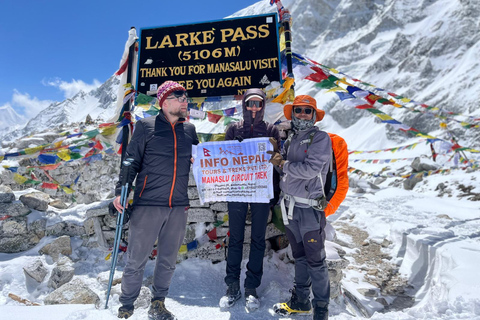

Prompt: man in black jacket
[{"left": 113, "top": 81, "right": 199, "bottom": 319}]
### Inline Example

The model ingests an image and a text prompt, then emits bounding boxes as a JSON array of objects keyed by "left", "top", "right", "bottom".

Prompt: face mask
[{"left": 291, "top": 113, "right": 315, "bottom": 131}]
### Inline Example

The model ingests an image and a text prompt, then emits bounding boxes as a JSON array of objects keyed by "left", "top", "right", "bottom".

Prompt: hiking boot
[
  {"left": 148, "top": 298, "right": 176, "bottom": 320},
  {"left": 117, "top": 304, "right": 134, "bottom": 319},
  {"left": 313, "top": 301, "right": 328, "bottom": 320},
  {"left": 219, "top": 281, "right": 241, "bottom": 308},
  {"left": 273, "top": 287, "right": 312, "bottom": 316},
  {"left": 245, "top": 288, "right": 260, "bottom": 312}
]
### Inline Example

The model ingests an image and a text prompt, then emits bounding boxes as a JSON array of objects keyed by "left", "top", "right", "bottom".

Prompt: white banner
[{"left": 192, "top": 137, "right": 274, "bottom": 204}]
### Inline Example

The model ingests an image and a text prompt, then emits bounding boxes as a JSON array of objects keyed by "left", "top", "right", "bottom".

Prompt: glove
[
  {"left": 269, "top": 137, "right": 279, "bottom": 152},
  {"left": 108, "top": 201, "right": 118, "bottom": 217},
  {"left": 234, "top": 135, "right": 244, "bottom": 142},
  {"left": 267, "top": 151, "right": 285, "bottom": 167},
  {"left": 108, "top": 201, "right": 131, "bottom": 223}
]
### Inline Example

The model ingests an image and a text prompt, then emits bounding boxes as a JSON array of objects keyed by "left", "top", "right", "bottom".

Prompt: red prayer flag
[
  {"left": 41, "top": 182, "right": 58, "bottom": 190},
  {"left": 207, "top": 228, "right": 217, "bottom": 241},
  {"left": 39, "top": 163, "right": 62, "bottom": 170},
  {"left": 355, "top": 104, "right": 374, "bottom": 109},
  {"left": 93, "top": 140, "right": 103, "bottom": 150},
  {"left": 305, "top": 67, "right": 328, "bottom": 82},
  {"left": 207, "top": 112, "right": 222, "bottom": 124},
  {"left": 365, "top": 94, "right": 381, "bottom": 104}
]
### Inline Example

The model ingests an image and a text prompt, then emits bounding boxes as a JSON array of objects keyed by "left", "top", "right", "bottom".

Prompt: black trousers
[{"left": 225, "top": 202, "right": 270, "bottom": 289}]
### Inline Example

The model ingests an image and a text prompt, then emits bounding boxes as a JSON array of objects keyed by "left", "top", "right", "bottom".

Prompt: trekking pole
[{"left": 105, "top": 158, "right": 133, "bottom": 309}]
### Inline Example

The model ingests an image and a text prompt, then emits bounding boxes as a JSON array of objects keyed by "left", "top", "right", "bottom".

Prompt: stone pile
[{"left": 0, "top": 143, "right": 349, "bottom": 304}]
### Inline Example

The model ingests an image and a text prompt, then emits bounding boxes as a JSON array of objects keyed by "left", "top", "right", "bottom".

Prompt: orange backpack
[{"left": 323, "top": 133, "right": 349, "bottom": 217}]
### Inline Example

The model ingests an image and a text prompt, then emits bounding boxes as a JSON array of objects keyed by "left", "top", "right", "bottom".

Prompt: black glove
[
  {"left": 108, "top": 202, "right": 117, "bottom": 217},
  {"left": 108, "top": 201, "right": 131, "bottom": 224},
  {"left": 234, "top": 135, "right": 244, "bottom": 142}
]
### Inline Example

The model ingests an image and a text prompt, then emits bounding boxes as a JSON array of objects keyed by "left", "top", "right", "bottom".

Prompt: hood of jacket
[{"left": 242, "top": 88, "right": 266, "bottom": 127}]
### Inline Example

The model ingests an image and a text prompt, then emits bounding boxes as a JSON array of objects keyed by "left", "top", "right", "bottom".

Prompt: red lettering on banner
[
  {"left": 202, "top": 175, "right": 230, "bottom": 183},
  {"left": 255, "top": 171, "right": 267, "bottom": 179}
]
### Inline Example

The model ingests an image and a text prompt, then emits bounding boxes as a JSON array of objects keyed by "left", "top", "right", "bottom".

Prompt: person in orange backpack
[{"left": 268, "top": 94, "right": 331, "bottom": 320}]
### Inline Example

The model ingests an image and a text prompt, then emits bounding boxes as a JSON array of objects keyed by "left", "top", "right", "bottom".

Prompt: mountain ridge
[{"left": 3, "top": 0, "right": 479, "bottom": 150}]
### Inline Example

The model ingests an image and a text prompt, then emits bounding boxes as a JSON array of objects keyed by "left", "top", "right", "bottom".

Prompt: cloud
[
  {"left": 3, "top": 78, "right": 102, "bottom": 121},
  {"left": 43, "top": 78, "right": 102, "bottom": 99},
  {"left": 11, "top": 90, "right": 54, "bottom": 119}
]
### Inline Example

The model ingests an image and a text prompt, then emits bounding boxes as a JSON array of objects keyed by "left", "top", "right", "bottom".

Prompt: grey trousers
[
  {"left": 119, "top": 205, "right": 188, "bottom": 306},
  {"left": 285, "top": 206, "right": 330, "bottom": 306}
]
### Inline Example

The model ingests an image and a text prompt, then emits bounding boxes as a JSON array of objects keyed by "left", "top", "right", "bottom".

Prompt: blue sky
[{"left": 0, "top": 0, "right": 261, "bottom": 118}]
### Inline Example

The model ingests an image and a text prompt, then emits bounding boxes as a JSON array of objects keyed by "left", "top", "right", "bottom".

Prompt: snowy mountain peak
[
  {"left": 0, "top": 105, "right": 26, "bottom": 137},
  {"left": 1, "top": 76, "right": 120, "bottom": 144}
]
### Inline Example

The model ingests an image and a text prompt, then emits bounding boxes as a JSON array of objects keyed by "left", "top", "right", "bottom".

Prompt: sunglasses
[
  {"left": 293, "top": 107, "right": 313, "bottom": 115},
  {"left": 246, "top": 100, "right": 263, "bottom": 109},
  {"left": 166, "top": 90, "right": 188, "bottom": 101}
]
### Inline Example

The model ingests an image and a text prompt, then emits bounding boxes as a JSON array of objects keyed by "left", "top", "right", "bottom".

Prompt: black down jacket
[{"left": 115, "top": 110, "right": 199, "bottom": 207}]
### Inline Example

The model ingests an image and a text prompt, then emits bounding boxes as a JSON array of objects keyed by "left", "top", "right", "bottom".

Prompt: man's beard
[{"left": 169, "top": 109, "right": 188, "bottom": 118}]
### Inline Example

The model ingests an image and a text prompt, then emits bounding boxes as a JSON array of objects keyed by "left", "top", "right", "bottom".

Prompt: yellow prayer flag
[
  {"left": 271, "top": 78, "right": 295, "bottom": 103},
  {"left": 375, "top": 114, "right": 394, "bottom": 121},
  {"left": 100, "top": 125, "right": 117, "bottom": 136},
  {"left": 400, "top": 98, "right": 411, "bottom": 103},
  {"left": 337, "top": 78, "right": 351, "bottom": 86},
  {"left": 211, "top": 134, "right": 226, "bottom": 142},
  {"left": 57, "top": 149, "right": 71, "bottom": 161},
  {"left": 25, "top": 145, "right": 46, "bottom": 155},
  {"left": 178, "top": 245, "right": 188, "bottom": 254},
  {"left": 326, "top": 86, "right": 346, "bottom": 93},
  {"left": 60, "top": 186, "right": 75, "bottom": 194},
  {"left": 265, "top": 87, "right": 277, "bottom": 99},
  {"left": 14, "top": 173, "right": 28, "bottom": 184},
  {"left": 191, "top": 97, "right": 206, "bottom": 107},
  {"left": 393, "top": 103, "right": 402, "bottom": 108},
  {"left": 0, "top": 156, "right": 4, "bottom": 162},
  {"left": 279, "top": 31, "right": 286, "bottom": 52},
  {"left": 415, "top": 133, "right": 436, "bottom": 139}
]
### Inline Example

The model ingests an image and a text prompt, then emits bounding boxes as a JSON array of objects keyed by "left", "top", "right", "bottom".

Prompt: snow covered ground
[{"left": 1, "top": 165, "right": 479, "bottom": 319}]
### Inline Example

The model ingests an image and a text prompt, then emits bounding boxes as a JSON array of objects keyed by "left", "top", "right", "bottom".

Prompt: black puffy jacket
[
  {"left": 224, "top": 88, "right": 281, "bottom": 205},
  {"left": 115, "top": 110, "right": 199, "bottom": 207}
]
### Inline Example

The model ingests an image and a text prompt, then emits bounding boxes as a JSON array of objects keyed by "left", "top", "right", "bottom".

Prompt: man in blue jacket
[{"left": 113, "top": 81, "right": 199, "bottom": 320}]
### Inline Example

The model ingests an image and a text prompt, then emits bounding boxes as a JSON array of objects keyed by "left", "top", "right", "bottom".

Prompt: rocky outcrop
[
  {"left": 39, "top": 235, "right": 72, "bottom": 262},
  {"left": 44, "top": 279, "right": 100, "bottom": 306},
  {"left": 23, "top": 259, "right": 48, "bottom": 283},
  {"left": 19, "top": 191, "right": 50, "bottom": 212},
  {"left": 48, "top": 264, "right": 75, "bottom": 289},
  {"left": 0, "top": 185, "right": 15, "bottom": 203}
]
